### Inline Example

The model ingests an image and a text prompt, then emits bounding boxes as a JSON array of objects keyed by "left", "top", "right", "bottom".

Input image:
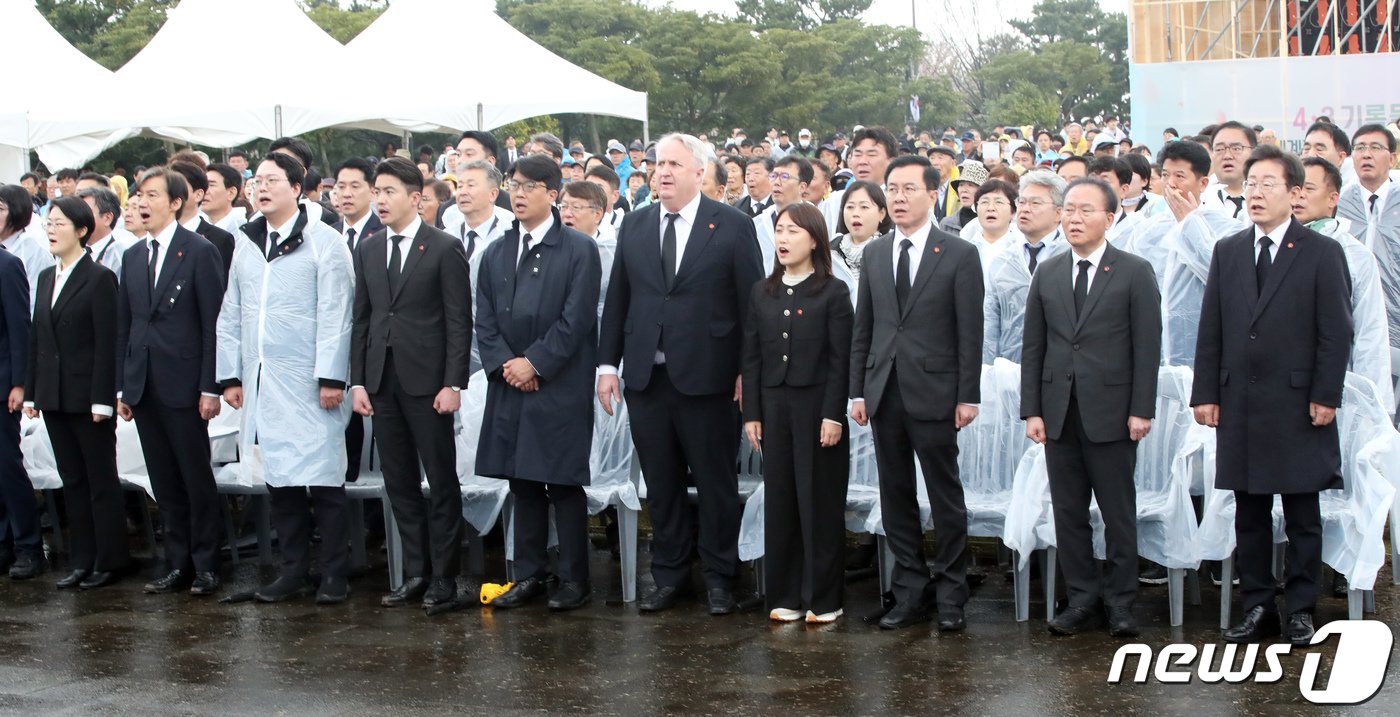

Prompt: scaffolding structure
[{"left": 1132, "top": 0, "right": 1399, "bottom": 63}]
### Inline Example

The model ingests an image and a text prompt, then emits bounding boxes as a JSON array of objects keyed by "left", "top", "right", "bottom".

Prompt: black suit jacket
[
  {"left": 351, "top": 221, "right": 473, "bottom": 396},
  {"left": 598, "top": 195, "right": 764, "bottom": 395},
  {"left": 741, "top": 275, "right": 853, "bottom": 424},
  {"left": 115, "top": 225, "right": 226, "bottom": 408},
  {"left": 849, "top": 227, "right": 983, "bottom": 421},
  {"left": 332, "top": 214, "right": 384, "bottom": 253},
  {"left": 195, "top": 218, "right": 235, "bottom": 277},
  {"left": 26, "top": 256, "right": 118, "bottom": 413},
  {"left": 0, "top": 249, "right": 28, "bottom": 393},
  {"left": 732, "top": 194, "right": 771, "bottom": 218},
  {"left": 1020, "top": 242, "right": 1162, "bottom": 443},
  {"left": 1190, "top": 218, "right": 1352, "bottom": 494}
]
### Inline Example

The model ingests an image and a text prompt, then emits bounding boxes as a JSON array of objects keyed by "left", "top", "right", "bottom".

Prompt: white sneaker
[
  {"left": 806, "top": 609, "right": 844, "bottom": 624},
  {"left": 769, "top": 607, "right": 803, "bottom": 622}
]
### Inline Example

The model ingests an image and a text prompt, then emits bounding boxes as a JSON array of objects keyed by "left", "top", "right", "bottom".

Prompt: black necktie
[
  {"left": 388, "top": 235, "right": 404, "bottom": 290},
  {"left": 149, "top": 239, "right": 161, "bottom": 291},
  {"left": 1227, "top": 195, "right": 1244, "bottom": 218},
  {"left": 1256, "top": 236, "right": 1273, "bottom": 291},
  {"left": 1026, "top": 243, "right": 1043, "bottom": 274},
  {"left": 518, "top": 233, "right": 533, "bottom": 271},
  {"left": 895, "top": 238, "right": 913, "bottom": 311},
  {"left": 1074, "top": 259, "right": 1091, "bottom": 316},
  {"left": 345, "top": 227, "right": 356, "bottom": 251},
  {"left": 464, "top": 228, "right": 478, "bottom": 259},
  {"left": 661, "top": 213, "right": 679, "bottom": 290},
  {"left": 268, "top": 231, "right": 280, "bottom": 261},
  {"left": 1370, "top": 194, "right": 1380, "bottom": 215}
]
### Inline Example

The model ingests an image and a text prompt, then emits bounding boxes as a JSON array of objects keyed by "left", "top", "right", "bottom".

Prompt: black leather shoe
[
  {"left": 144, "top": 569, "right": 192, "bottom": 594},
  {"left": 255, "top": 575, "right": 313, "bottom": 603},
  {"left": 381, "top": 577, "right": 428, "bottom": 607},
  {"left": 56, "top": 569, "right": 90, "bottom": 589},
  {"left": 490, "top": 577, "right": 545, "bottom": 609},
  {"left": 316, "top": 576, "right": 350, "bottom": 605},
  {"left": 422, "top": 577, "right": 458, "bottom": 608},
  {"left": 189, "top": 572, "right": 221, "bottom": 596},
  {"left": 936, "top": 606, "right": 967, "bottom": 632},
  {"left": 1107, "top": 606, "right": 1140, "bottom": 637},
  {"left": 1286, "top": 611, "right": 1316, "bottom": 647},
  {"left": 707, "top": 588, "right": 738, "bottom": 616},
  {"left": 1222, "top": 605, "right": 1282, "bottom": 643},
  {"left": 638, "top": 584, "right": 691, "bottom": 612},
  {"left": 1049, "top": 605, "right": 1105, "bottom": 635},
  {"left": 0, "top": 548, "right": 14, "bottom": 573},
  {"left": 9, "top": 553, "right": 47, "bottom": 580},
  {"left": 79, "top": 571, "right": 122, "bottom": 591},
  {"left": 547, "top": 581, "right": 593, "bottom": 611},
  {"left": 878, "top": 601, "right": 931, "bottom": 630}
]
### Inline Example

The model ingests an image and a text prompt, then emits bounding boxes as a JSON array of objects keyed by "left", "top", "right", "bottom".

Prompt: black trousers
[
  {"left": 1236, "top": 491, "right": 1322, "bottom": 615},
  {"left": 625, "top": 364, "right": 741, "bottom": 590},
  {"left": 372, "top": 352, "right": 462, "bottom": 579},
  {"left": 46, "top": 412, "right": 129, "bottom": 573},
  {"left": 761, "top": 385, "right": 848, "bottom": 615},
  {"left": 1045, "top": 395, "right": 1139, "bottom": 610},
  {"left": 871, "top": 369, "right": 968, "bottom": 609},
  {"left": 131, "top": 382, "right": 221, "bottom": 573},
  {"left": 267, "top": 484, "right": 350, "bottom": 579},
  {"left": 509, "top": 479, "right": 589, "bottom": 583},
  {"left": 0, "top": 407, "right": 41, "bottom": 555}
]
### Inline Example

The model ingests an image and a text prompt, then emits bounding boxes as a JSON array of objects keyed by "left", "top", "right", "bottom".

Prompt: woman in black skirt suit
[{"left": 741, "top": 202, "right": 853, "bottom": 624}]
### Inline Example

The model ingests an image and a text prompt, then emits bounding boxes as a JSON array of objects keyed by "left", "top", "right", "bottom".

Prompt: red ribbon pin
[
  {"left": 797, "top": 309, "right": 804, "bottom": 316},
  {"left": 709, "top": 223, "right": 715, "bottom": 229},
  {"left": 177, "top": 251, "right": 184, "bottom": 258},
  {"left": 1287, "top": 242, "right": 1295, "bottom": 249},
  {"left": 933, "top": 246, "right": 941, "bottom": 253}
]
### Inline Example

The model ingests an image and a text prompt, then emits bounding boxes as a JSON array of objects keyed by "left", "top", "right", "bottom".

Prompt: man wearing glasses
[
  {"left": 1337, "top": 125, "right": 1400, "bottom": 409},
  {"left": 753, "top": 155, "right": 813, "bottom": 271},
  {"left": 1205, "top": 122, "right": 1257, "bottom": 220},
  {"left": 1022, "top": 177, "right": 1162, "bottom": 638}
]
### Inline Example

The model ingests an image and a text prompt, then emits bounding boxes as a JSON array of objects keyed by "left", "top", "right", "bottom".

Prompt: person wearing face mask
[
  {"left": 741, "top": 202, "right": 852, "bottom": 625},
  {"left": 790, "top": 128, "right": 818, "bottom": 158}
]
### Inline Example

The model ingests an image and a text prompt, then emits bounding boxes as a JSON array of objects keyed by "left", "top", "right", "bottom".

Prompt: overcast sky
[{"left": 643, "top": 0, "right": 1130, "bottom": 38}]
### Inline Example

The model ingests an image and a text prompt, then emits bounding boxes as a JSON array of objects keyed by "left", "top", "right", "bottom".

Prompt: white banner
[{"left": 1130, "top": 53, "right": 1400, "bottom": 154}]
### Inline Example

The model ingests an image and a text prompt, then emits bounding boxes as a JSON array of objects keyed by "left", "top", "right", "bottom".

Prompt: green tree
[
  {"left": 1007, "top": 0, "right": 1128, "bottom": 120},
  {"left": 302, "top": 0, "right": 385, "bottom": 43},
  {"left": 976, "top": 40, "right": 1110, "bottom": 126},
  {"left": 40, "top": 0, "right": 174, "bottom": 71},
  {"left": 735, "top": 0, "right": 873, "bottom": 31}
]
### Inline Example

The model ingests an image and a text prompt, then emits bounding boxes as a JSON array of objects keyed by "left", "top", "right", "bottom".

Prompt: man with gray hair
[
  {"left": 526, "top": 132, "right": 566, "bottom": 167},
  {"left": 983, "top": 170, "right": 1069, "bottom": 362},
  {"left": 444, "top": 160, "right": 514, "bottom": 375},
  {"left": 76, "top": 186, "right": 125, "bottom": 275},
  {"left": 597, "top": 133, "right": 763, "bottom": 615}
]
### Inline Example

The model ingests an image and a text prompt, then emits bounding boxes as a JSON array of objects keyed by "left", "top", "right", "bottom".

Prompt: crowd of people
[{"left": 1, "top": 113, "right": 1399, "bottom": 644}]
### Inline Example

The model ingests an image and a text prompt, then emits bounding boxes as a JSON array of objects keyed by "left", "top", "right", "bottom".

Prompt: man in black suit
[
  {"left": 331, "top": 156, "right": 383, "bottom": 484},
  {"left": 0, "top": 239, "right": 37, "bottom": 579},
  {"left": 116, "top": 167, "right": 227, "bottom": 597},
  {"left": 598, "top": 133, "right": 764, "bottom": 614},
  {"left": 1022, "top": 178, "right": 1163, "bottom": 638},
  {"left": 169, "top": 160, "right": 236, "bottom": 276},
  {"left": 454, "top": 131, "right": 514, "bottom": 213},
  {"left": 351, "top": 156, "right": 472, "bottom": 611},
  {"left": 849, "top": 155, "right": 983, "bottom": 632},
  {"left": 1191, "top": 145, "right": 1353, "bottom": 647},
  {"left": 733, "top": 157, "right": 774, "bottom": 217}
]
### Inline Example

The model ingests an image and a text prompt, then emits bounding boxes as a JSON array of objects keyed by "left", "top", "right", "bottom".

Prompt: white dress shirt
[
  {"left": 86, "top": 234, "right": 122, "bottom": 275},
  {"left": 147, "top": 220, "right": 179, "bottom": 284},
  {"left": 180, "top": 215, "right": 203, "bottom": 234},
  {"left": 385, "top": 216, "right": 423, "bottom": 269},
  {"left": 267, "top": 213, "right": 299, "bottom": 256},
  {"left": 34, "top": 256, "right": 114, "bottom": 417},
  {"left": 341, "top": 212, "right": 374, "bottom": 250},
  {"left": 517, "top": 214, "right": 553, "bottom": 266},
  {"left": 1365, "top": 177, "right": 1394, "bottom": 216},
  {"left": 891, "top": 219, "right": 934, "bottom": 284},
  {"left": 1253, "top": 217, "right": 1290, "bottom": 262},
  {"left": 1070, "top": 239, "right": 1110, "bottom": 293}
]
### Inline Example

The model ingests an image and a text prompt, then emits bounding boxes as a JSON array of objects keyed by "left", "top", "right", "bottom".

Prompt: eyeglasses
[
  {"left": 1062, "top": 205, "right": 1108, "bottom": 217},
  {"left": 884, "top": 184, "right": 927, "bottom": 197},
  {"left": 1353, "top": 142, "right": 1393, "bottom": 156},
  {"left": 560, "top": 202, "right": 601, "bottom": 214},
  {"left": 1211, "top": 143, "right": 1253, "bottom": 155},
  {"left": 1018, "top": 198, "right": 1057, "bottom": 210},
  {"left": 1243, "top": 179, "right": 1284, "bottom": 193},
  {"left": 43, "top": 220, "right": 71, "bottom": 230},
  {"left": 506, "top": 180, "right": 544, "bottom": 193},
  {"left": 249, "top": 176, "right": 287, "bottom": 189},
  {"left": 768, "top": 172, "right": 799, "bottom": 183},
  {"left": 976, "top": 198, "right": 1011, "bottom": 209}
]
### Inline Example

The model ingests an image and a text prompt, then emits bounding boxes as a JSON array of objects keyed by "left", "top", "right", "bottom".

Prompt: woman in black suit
[
  {"left": 23, "top": 197, "right": 127, "bottom": 590},
  {"left": 741, "top": 202, "right": 852, "bottom": 624}
]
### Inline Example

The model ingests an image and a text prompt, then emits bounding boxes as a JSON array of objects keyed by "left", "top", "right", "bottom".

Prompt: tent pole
[
  {"left": 476, "top": 103, "right": 484, "bottom": 131},
  {"left": 275, "top": 104, "right": 283, "bottom": 138},
  {"left": 402, "top": 130, "right": 412, "bottom": 156},
  {"left": 643, "top": 118, "right": 650, "bottom": 146}
]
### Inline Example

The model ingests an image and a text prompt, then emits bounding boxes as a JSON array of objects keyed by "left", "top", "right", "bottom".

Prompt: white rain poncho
[
  {"left": 1308, "top": 217, "right": 1395, "bottom": 416},
  {"left": 1151, "top": 205, "right": 1246, "bottom": 367},
  {"left": 1339, "top": 181, "right": 1400, "bottom": 392},
  {"left": 959, "top": 220, "right": 1022, "bottom": 279},
  {"left": 216, "top": 216, "right": 354, "bottom": 488},
  {"left": 982, "top": 231, "right": 1067, "bottom": 364},
  {"left": 959, "top": 359, "right": 1036, "bottom": 539}
]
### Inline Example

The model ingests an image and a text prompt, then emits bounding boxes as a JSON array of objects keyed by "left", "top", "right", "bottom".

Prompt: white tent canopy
[
  {"left": 325, "top": 0, "right": 648, "bottom": 133},
  {"left": 0, "top": 0, "right": 119, "bottom": 180},
  {"left": 30, "top": 0, "right": 349, "bottom": 170}
]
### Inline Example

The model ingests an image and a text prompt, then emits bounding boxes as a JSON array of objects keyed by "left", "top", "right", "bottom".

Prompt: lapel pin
[
  {"left": 1104, "top": 265, "right": 1111, "bottom": 272},
  {"left": 533, "top": 267, "right": 539, "bottom": 274},
  {"left": 177, "top": 251, "right": 184, "bottom": 258},
  {"left": 933, "top": 246, "right": 941, "bottom": 253},
  {"left": 709, "top": 223, "right": 715, "bottom": 230},
  {"left": 1287, "top": 242, "right": 1295, "bottom": 249},
  {"left": 418, "top": 245, "right": 425, "bottom": 252},
  {"left": 796, "top": 308, "right": 804, "bottom": 316}
]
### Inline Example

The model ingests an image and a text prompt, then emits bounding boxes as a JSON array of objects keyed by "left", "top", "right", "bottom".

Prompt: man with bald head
[{"left": 597, "top": 134, "right": 763, "bottom": 615}]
